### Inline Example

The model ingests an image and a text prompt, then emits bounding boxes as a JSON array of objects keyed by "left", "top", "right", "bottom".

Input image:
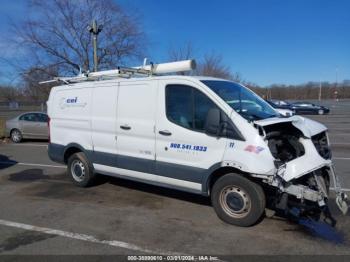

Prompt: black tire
[
  {"left": 67, "top": 152, "right": 95, "bottom": 187},
  {"left": 10, "top": 129, "right": 22, "bottom": 143},
  {"left": 211, "top": 173, "right": 266, "bottom": 227}
]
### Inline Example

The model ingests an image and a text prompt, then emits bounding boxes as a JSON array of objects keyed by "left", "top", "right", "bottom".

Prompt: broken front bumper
[
  {"left": 273, "top": 138, "right": 349, "bottom": 215},
  {"left": 280, "top": 165, "right": 349, "bottom": 215}
]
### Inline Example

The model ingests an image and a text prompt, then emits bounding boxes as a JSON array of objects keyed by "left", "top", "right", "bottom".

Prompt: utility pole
[{"left": 88, "top": 20, "right": 103, "bottom": 72}]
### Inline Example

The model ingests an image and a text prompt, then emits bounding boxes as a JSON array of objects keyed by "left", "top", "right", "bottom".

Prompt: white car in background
[{"left": 275, "top": 108, "right": 295, "bottom": 117}]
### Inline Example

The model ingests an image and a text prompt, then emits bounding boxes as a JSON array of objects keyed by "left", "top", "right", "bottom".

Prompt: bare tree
[
  {"left": 12, "top": 0, "right": 147, "bottom": 77},
  {"left": 0, "top": 86, "right": 20, "bottom": 102},
  {"left": 168, "top": 42, "right": 195, "bottom": 62},
  {"left": 168, "top": 42, "right": 195, "bottom": 75},
  {"left": 168, "top": 43, "right": 242, "bottom": 81},
  {"left": 21, "top": 66, "right": 59, "bottom": 102},
  {"left": 230, "top": 72, "right": 243, "bottom": 83},
  {"left": 248, "top": 80, "right": 350, "bottom": 100},
  {"left": 197, "top": 53, "right": 234, "bottom": 80}
]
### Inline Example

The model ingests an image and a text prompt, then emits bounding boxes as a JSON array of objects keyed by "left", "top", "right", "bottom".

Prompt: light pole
[
  {"left": 88, "top": 20, "right": 103, "bottom": 72},
  {"left": 336, "top": 67, "right": 338, "bottom": 87},
  {"left": 335, "top": 67, "right": 339, "bottom": 101}
]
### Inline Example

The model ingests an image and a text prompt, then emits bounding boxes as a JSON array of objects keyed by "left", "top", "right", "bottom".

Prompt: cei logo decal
[
  {"left": 59, "top": 97, "right": 87, "bottom": 109},
  {"left": 244, "top": 145, "right": 265, "bottom": 154}
]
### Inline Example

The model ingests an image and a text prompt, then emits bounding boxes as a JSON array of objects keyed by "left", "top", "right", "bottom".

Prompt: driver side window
[
  {"left": 166, "top": 84, "right": 219, "bottom": 132},
  {"left": 165, "top": 84, "right": 243, "bottom": 142}
]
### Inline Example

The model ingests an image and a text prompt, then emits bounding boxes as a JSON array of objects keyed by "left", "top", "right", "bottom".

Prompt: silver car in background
[{"left": 5, "top": 112, "right": 49, "bottom": 143}]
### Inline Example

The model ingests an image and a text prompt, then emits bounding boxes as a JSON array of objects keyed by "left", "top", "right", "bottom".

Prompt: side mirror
[{"left": 205, "top": 108, "right": 221, "bottom": 136}]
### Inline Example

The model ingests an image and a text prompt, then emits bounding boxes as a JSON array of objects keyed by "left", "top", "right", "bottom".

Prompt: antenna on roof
[
  {"left": 39, "top": 59, "right": 196, "bottom": 85},
  {"left": 143, "top": 58, "right": 148, "bottom": 67}
]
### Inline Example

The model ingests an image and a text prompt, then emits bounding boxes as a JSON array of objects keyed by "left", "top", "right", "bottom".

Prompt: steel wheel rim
[
  {"left": 318, "top": 109, "right": 324, "bottom": 115},
  {"left": 11, "top": 130, "right": 21, "bottom": 142},
  {"left": 71, "top": 160, "right": 86, "bottom": 182},
  {"left": 219, "top": 185, "right": 251, "bottom": 218}
]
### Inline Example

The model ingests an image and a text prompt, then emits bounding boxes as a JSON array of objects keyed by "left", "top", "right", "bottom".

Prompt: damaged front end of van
[{"left": 254, "top": 116, "right": 348, "bottom": 226}]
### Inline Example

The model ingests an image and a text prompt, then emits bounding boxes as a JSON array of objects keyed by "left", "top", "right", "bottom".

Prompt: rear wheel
[
  {"left": 10, "top": 129, "right": 22, "bottom": 143},
  {"left": 67, "top": 152, "right": 95, "bottom": 187},
  {"left": 211, "top": 173, "right": 266, "bottom": 227}
]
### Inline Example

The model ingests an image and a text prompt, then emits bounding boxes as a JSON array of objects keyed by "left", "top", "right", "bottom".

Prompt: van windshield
[{"left": 201, "top": 80, "right": 279, "bottom": 121}]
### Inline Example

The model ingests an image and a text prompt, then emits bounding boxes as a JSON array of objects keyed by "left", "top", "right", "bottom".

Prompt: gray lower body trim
[
  {"left": 48, "top": 143, "right": 65, "bottom": 164},
  {"left": 92, "top": 149, "right": 206, "bottom": 185},
  {"left": 117, "top": 154, "right": 155, "bottom": 175},
  {"left": 95, "top": 164, "right": 203, "bottom": 195},
  {"left": 92, "top": 151, "right": 116, "bottom": 168},
  {"left": 48, "top": 143, "right": 214, "bottom": 195}
]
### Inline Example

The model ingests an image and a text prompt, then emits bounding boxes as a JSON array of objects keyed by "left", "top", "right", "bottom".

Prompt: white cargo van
[{"left": 46, "top": 60, "right": 348, "bottom": 227}]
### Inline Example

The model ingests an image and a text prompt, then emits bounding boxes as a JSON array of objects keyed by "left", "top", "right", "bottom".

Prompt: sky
[{"left": 0, "top": 0, "right": 349, "bottom": 86}]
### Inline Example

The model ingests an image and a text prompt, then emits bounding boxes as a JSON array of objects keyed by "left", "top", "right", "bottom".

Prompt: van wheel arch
[
  {"left": 64, "top": 146, "right": 83, "bottom": 164},
  {"left": 207, "top": 167, "right": 256, "bottom": 195}
]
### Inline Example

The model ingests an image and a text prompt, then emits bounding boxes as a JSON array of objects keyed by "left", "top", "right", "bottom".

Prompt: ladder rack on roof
[{"left": 39, "top": 59, "right": 196, "bottom": 85}]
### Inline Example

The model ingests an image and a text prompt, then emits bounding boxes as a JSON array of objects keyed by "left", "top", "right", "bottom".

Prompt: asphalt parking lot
[{"left": 0, "top": 100, "right": 350, "bottom": 256}]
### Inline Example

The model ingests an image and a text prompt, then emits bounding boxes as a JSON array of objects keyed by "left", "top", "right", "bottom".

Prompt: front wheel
[
  {"left": 67, "top": 152, "right": 95, "bottom": 187},
  {"left": 318, "top": 109, "right": 324, "bottom": 115},
  {"left": 211, "top": 173, "right": 266, "bottom": 227}
]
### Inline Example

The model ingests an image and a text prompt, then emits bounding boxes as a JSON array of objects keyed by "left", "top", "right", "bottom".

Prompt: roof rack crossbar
[{"left": 39, "top": 59, "right": 196, "bottom": 85}]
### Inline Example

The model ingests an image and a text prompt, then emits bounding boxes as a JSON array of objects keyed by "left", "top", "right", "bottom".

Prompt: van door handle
[
  {"left": 120, "top": 125, "right": 131, "bottom": 130},
  {"left": 159, "top": 130, "right": 172, "bottom": 136}
]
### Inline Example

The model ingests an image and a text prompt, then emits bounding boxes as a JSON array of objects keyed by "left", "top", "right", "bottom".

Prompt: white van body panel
[
  {"left": 116, "top": 80, "right": 157, "bottom": 162},
  {"left": 49, "top": 83, "right": 93, "bottom": 151},
  {"left": 91, "top": 80, "right": 118, "bottom": 155}
]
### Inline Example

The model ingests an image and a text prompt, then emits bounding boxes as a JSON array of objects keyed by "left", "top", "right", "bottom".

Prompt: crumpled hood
[{"left": 254, "top": 115, "right": 327, "bottom": 138}]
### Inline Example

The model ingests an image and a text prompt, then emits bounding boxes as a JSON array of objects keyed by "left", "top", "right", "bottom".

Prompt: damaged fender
[
  {"left": 279, "top": 138, "right": 330, "bottom": 182},
  {"left": 254, "top": 116, "right": 349, "bottom": 215}
]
